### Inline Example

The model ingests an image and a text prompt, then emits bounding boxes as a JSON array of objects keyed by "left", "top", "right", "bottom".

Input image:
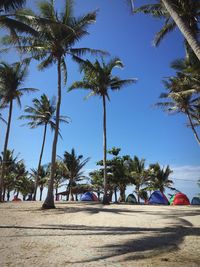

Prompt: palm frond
[{"left": 153, "top": 21, "right": 176, "bottom": 46}]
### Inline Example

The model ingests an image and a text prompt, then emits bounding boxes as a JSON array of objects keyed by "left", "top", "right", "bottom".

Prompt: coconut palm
[
  {"left": 14, "top": 160, "right": 30, "bottom": 199},
  {"left": 156, "top": 71, "right": 200, "bottom": 145},
  {"left": 30, "top": 166, "right": 48, "bottom": 201},
  {"left": 134, "top": 0, "right": 200, "bottom": 60},
  {"left": 4, "top": 0, "right": 105, "bottom": 208},
  {"left": 69, "top": 57, "right": 136, "bottom": 204},
  {"left": 19, "top": 94, "right": 69, "bottom": 200},
  {"left": 0, "top": 61, "right": 37, "bottom": 202},
  {"left": 0, "top": 149, "right": 17, "bottom": 201},
  {"left": 62, "top": 148, "right": 90, "bottom": 201},
  {"left": 130, "top": 156, "right": 147, "bottom": 203},
  {"left": 147, "top": 163, "right": 173, "bottom": 192}
]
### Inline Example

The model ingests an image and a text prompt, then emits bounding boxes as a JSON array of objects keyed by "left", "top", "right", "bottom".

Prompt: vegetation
[
  {"left": 133, "top": 0, "right": 200, "bottom": 60},
  {"left": 19, "top": 94, "right": 69, "bottom": 200},
  {"left": 0, "top": 0, "right": 197, "bottom": 204},
  {"left": 0, "top": 61, "right": 37, "bottom": 202},
  {"left": 69, "top": 58, "right": 136, "bottom": 204}
]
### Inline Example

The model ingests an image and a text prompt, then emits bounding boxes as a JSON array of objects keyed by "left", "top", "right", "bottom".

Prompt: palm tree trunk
[
  {"left": 39, "top": 187, "right": 43, "bottom": 201},
  {"left": 102, "top": 95, "right": 109, "bottom": 205},
  {"left": 42, "top": 58, "right": 62, "bottom": 209},
  {"left": 114, "top": 186, "right": 118, "bottom": 203},
  {"left": 0, "top": 100, "right": 13, "bottom": 202},
  {"left": 186, "top": 111, "right": 200, "bottom": 145},
  {"left": 33, "top": 123, "right": 47, "bottom": 200},
  {"left": 161, "top": 0, "right": 200, "bottom": 61}
]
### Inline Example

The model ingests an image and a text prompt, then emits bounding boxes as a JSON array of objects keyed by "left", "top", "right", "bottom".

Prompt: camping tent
[
  {"left": 148, "top": 190, "right": 169, "bottom": 205},
  {"left": 169, "top": 195, "right": 175, "bottom": 205},
  {"left": 126, "top": 194, "right": 137, "bottom": 204},
  {"left": 171, "top": 192, "right": 190, "bottom": 205},
  {"left": 191, "top": 197, "right": 200, "bottom": 205},
  {"left": 81, "top": 192, "right": 98, "bottom": 201}
]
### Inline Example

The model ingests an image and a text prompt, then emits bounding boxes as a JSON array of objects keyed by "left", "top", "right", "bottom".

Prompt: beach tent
[
  {"left": 169, "top": 195, "right": 175, "bottom": 205},
  {"left": 126, "top": 194, "right": 137, "bottom": 204},
  {"left": 171, "top": 192, "right": 190, "bottom": 205},
  {"left": 148, "top": 190, "right": 169, "bottom": 205},
  {"left": 12, "top": 195, "right": 22, "bottom": 201},
  {"left": 191, "top": 197, "right": 200, "bottom": 205},
  {"left": 81, "top": 192, "right": 98, "bottom": 201}
]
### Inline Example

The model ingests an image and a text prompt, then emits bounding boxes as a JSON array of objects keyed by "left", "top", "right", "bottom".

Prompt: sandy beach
[{"left": 0, "top": 201, "right": 199, "bottom": 267}]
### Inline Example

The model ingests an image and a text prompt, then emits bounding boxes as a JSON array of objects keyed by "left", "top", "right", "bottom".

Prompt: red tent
[{"left": 172, "top": 192, "right": 190, "bottom": 205}]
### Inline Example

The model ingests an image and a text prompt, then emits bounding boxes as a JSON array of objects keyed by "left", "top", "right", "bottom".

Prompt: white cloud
[{"left": 171, "top": 165, "right": 200, "bottom": 182}]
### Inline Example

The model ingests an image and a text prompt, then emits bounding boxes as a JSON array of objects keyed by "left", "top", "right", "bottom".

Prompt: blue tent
[
  {"left": 191, "top": 197, "right": 200, "bottom": 205},
  {"left": 148, "top": 190, "right": 169, "bottom": 205},
  {"left": 81, "top": 192, "right": 98, "bottom": 201}
]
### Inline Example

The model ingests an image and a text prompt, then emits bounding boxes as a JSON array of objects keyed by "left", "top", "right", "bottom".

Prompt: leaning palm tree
[
  {"left": 156, "top": 72, "right": 200, "bottom": 145},
  {"left": 133, "top": 0, "right": 200, "bottom": 60},
  {"left": 0, "top": 61, "right": 37, "bottom": 202},
  {"left": 19, "top": 94, "right": 69, "bottom": 200},
  {"left": 62, "top": 148, "right": 90, "bottom": 201},
  {"left": 69, "top": 57, "right": 136, "bottom": 204},
  {"left": 3, "top": 0, "right": 106, "bottom": 209}
]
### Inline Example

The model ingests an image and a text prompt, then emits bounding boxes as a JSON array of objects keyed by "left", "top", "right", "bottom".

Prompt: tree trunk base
[
  {"left": 42, "top": 202, "right": 56, "bottom": 209},
  {"left": 102, "top": 194, "right": 110, "bottom": 205}
]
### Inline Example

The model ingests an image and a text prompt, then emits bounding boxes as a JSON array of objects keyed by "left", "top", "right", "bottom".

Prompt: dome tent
[
  {"left": 126, "top": 194, "right": 137, "bottom": 204},
  {"left": 191, "top": 197, "right": 200, "bottom": 205},
  {"left": 171, "top": 192, "right": 190, "bottom": 205},
  {"left": 81, "top": 192, "right": 98, "bottom": 201},
  {"left": 148, "top": 190, "right": 169, "bottom": 205}
]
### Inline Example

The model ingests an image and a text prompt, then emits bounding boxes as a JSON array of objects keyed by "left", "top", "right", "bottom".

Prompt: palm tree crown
[{"left": 134, "top": 0, "right": 199, "bottom": 47}]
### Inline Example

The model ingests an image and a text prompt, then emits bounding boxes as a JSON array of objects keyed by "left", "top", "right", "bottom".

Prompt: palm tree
[
  {"left": 0, "top": 61, "right": 37, "bottom": 202},
  {"left": 69, "top": 57, "right": 136, "bottom": 204},
  {"left": 156, "top": 72, "right": 200, "bottom": 145},
  {"left": 0, "top": 149, "right": 17, "bottom": 201},
  {"left": 133, "top": 0, "right": 200, "bottom": 60},
  {"left": 130, "top": 156, "right": 147, "bottom": 203},
  {"left": 19, "top": 94, "right": 69, "bottom": 200},
  {"left": 30, "top": 166, "right": 48, "bottom": 201},
  {"left": 147, "top": 163, "right": 173, "bottom": 192},
  {"left": 161, "top": 0, "right": 200, "bottom": 61},
  {"left": 4, "top": 0, "right": 105, "bottom": 208},
  {"left": 62, "top": 148, "right": 90, "bottom": 201}
]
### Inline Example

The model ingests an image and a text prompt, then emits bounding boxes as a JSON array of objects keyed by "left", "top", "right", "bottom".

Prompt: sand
[{"left": 0, "top": 201, "right": 200, "bottom": 267}]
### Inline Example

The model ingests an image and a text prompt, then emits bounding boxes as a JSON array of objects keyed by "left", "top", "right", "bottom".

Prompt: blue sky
[{"left": 0, "top": 0, "right": 200, "bottom": 200}]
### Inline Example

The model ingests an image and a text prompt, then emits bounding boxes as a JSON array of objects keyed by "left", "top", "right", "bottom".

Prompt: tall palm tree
[
  {"left": 0, "top": 61, "right": 37, "bottom": 202},
  {"left": 69, "top": 57, "right": 136, "bottom": 204},
  {"left": 62, "top": 148, "right": 90, "bottom": 201},
  {"left": 133, "top": 0, "right": 200, "bottom": 60},
  {"left": 19, "top": 94, "right": 69, "bottom": 200},
  {"left": 4, "top": 0, "right": 105, "bottom": 208}
]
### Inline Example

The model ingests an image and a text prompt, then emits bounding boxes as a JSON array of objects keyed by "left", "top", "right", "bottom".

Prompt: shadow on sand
[{"left": 0, "top": 203, "right": 200, "bottom": 264}]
